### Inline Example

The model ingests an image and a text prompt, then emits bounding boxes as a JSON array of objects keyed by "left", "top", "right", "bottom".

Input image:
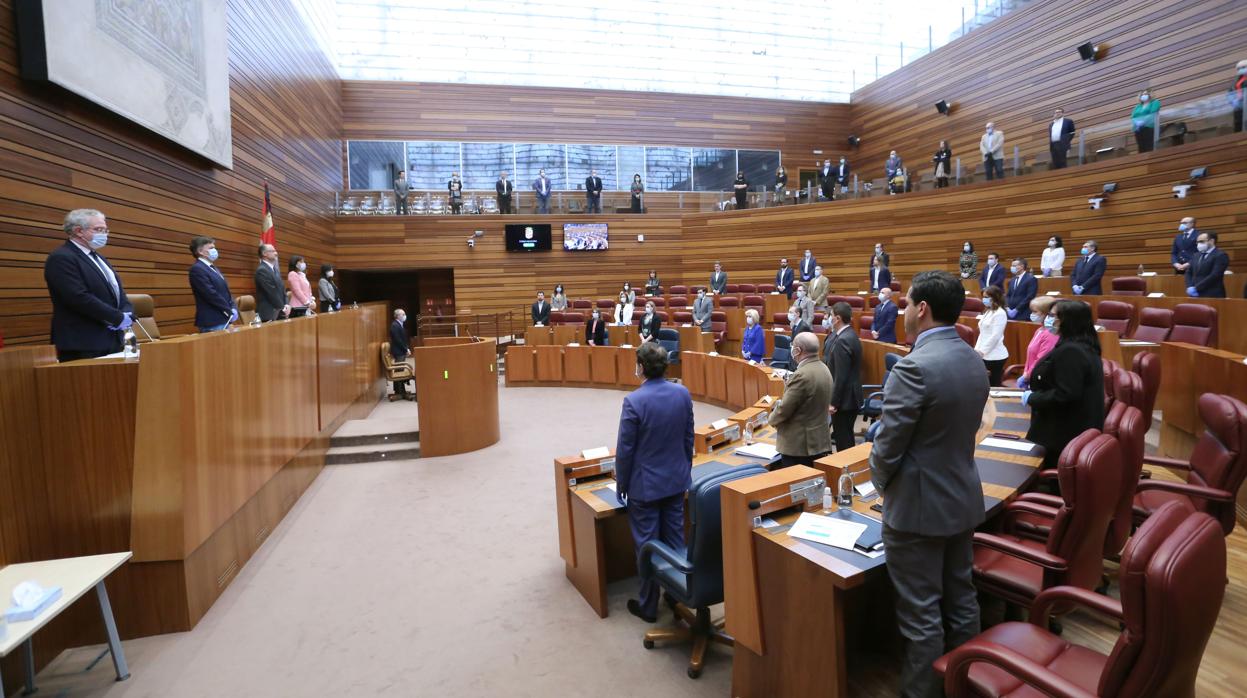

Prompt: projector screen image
[
  {"left": 505, "top": 224, "right": 552, "bottom": 251},
  {"left": 563, "top": 223, "right": 610, "bottom": 251}
]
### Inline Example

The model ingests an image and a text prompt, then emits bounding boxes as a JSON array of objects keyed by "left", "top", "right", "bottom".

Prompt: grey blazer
[
  {"left": 710, "top": 271, "right": 728, "bottom": 294},
  {"left": 692, "top": 296, "right": 714, "bottom": 330},
  {"left": 869, "top": 325, "right": 989, "bottom": 536},
  {"left": 794, "top": 296, "right": 814, "bottom": 325}
]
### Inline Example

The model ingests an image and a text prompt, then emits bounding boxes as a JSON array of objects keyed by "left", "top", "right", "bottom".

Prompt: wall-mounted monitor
[
  {"left": 563, "top": 223, "right": 609, "bottom": 251},
  {"left": 505, "top": 224, "right": 552, "bottom": 252}
]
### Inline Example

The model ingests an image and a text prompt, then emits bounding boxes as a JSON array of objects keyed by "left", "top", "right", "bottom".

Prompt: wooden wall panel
[
  {"left": 0, "top": 0, "right": 342, "bottom": 346},
  {"left": 848, "top": 0, "right": 1247, "bottom": 180}
]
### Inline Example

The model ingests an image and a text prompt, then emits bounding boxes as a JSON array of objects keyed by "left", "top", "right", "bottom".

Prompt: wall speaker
[
  {"left": 847, "top": 135, "right": 860, "bottom": 147},
  {"left": 1077, "top": 42, "right": 1099, "bottom": 61},
  {"left": 935, "top": 99, "right": 951, "bottom": 115}
]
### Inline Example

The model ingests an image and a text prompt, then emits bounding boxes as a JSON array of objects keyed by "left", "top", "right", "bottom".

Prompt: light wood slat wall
[
  {"left": 0, "top": 0, "right": 342, "bottom": 346},
  {"left": 848, "top": 0, "right": 1247, "bottom": 181}
]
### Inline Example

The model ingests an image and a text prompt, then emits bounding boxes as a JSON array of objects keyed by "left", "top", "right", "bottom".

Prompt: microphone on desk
[
  {"left": 747, "top": 478, "right": 825, "bottom": 510},
  {"left": 564, "top": 462, "right": 613, "bottom": 475},
  {"left": 132, "top": 317, "right": 157, "bottom": 342}
]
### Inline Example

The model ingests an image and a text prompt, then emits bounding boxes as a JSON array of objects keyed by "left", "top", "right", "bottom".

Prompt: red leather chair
[
  {"left": 972, "top": 431, "right": 1121, "bottom": 609},
  {"left": 669, "top": 285, "right": 688, "bottom": 295},
  {"left": 812, "top": 312, "right": 825, "bottom": 326},
  {"left": 672, "top": 310, "right": 693, "bottom": 324},
  {"left": 961, "top": 297, "right": 985, "bottom": 316},
  {"left": 718, "top": 296, "right": 739, "bottom": 308},
  {"left": 954, "top": 322, "right": 977, "bottom": 347},
  {"left": 655, "top": 311, "right": 669, "bottom": 322},
  {"left": 857, "top": 315, "right": 874, "bottom": 339},
  {"left": 633, "top": 298, "right": 649, "bottom": 311},
  {"left": 668, "top": 296, "right": 689, "bottom": 308},
  {"left": 737, "top": 283, "right": 756, "bottom": 294},
  {"left": 844, "top": 296, "right": 865, "bottom": 310},
  {"left": 742, "top": 295, "right": 764, "bottom": 314},
  {"left": 1135, "top": 393, "right": 1247, "bottom": 536},
  {"left": 1102, "top": 359, "right": 1121, "bottom": 413},
  {"left": 691, "top": 286, "right": 707, "bottom": 295},
  {"left": 1095, "top": 300, "right": 1134, "bottom": 336},
  {"left": 710, "top": 311, "right": 727, "bottom": 345},
  {"left": 1130, "top": 307, "right": 1173, "bottom": 343},
  {"left": 1169, "top": 303, "right": 1217, "bottom": 346},
  {"left": 1110, "top": 276, "right": 1147, "bottom": 296},
  {"left": 771, "top": 312, "right": 790, "bottom": 329},
  {"left": 560, "top": 311, "right": 584, "bottom": 326},
  {"left": 651, "top": 297, "right": 667, "bottom": 309},
  {"left": 889, "top": 281, "right": 901, "bottom": 293},
  {"left": 724, "top": 283, "right": 739, "bottom": 293},
  {"left": 936, "top": 501, "right": 1226, "bottom": 698},
  {"left": 549, "top": 311, "right": 565, "bottom": 325},
  {"left": 1131, "top": 351, "right": 1160, "bottom": 431},
  {"left": 824, "top": 295, "right": 847, "bottom": 307},
  {"left": 897, "top": 297, "right": 909, "bottom": 310},
  {"left": 757, "top": 283, "right": 776, "bottom": 293},
  {"left": 596, "top": 298, "right": 615, "bottom": 310},
  {"left": 572, "top": 299, "right": 592, "bottom": 310},
  {"left": 867, "top": 295, "right": 880, "bottom": 309}
]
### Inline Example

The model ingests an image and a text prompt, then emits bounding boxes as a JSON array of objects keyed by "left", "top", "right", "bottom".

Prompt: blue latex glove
[
  {"left": 1016, "top": 375, "right": 1028, "bottom": 390},
  {"left": 1186, "top": 286, "right": 1197, "bottom": 297},
  {"left": 229, "top": 308, "right": 239, "bottom": 322},
  {"left": 109, "top": 312, "right": 134, "bottom": 331},
  {"left": 1006, "top": 308, "right": 1018, "bottom": 319},
  {"left": 1020, "top": 390, "right": 1033, "bottom": 406},
  {"left": 1072, "top": 285, "right": 1083, "bottom": 295},
  {"left": 615, "top": 488, "right": 628, "bottom": 506}
]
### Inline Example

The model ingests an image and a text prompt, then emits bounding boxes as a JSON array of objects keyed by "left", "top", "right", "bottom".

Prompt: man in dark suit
[
  {"left": 787, "top": 307, "right": 812, "bottom": 347},
  {"left": 872, "top": 288, "right": 898, "bottom": 343},
  {"left": 823, "top": 301, "right": 863, "bottom": 452},
  {"left": 775, "top": 258, "right": 795, "bottom": 299},
  {"left": 709, "top": 261, "right": 727, "bottom": 294},
  {"left": 533, "top": 169, "right": 552, "bottom": 214},
  {"left": 253, "top": 243, "right": 289, "bottom": 322},
  {"left": 1048, "top": 107, "right": 1076, "bottom": 169},
  {"left": 835, "top": 156, "right": 851, "bottom": 193},
  {"left": 979, "top": 252, "right": 1005, "bottom": 290},
  {"left": 869, "top": 270, "right": 989, "bottom": 698},
  {"left": 1071, "top": 240, "right": 1106, "bottom": 296},
  {"left": 868, "top": 243, "right": 891, "bottom": 277},
  {"left": 799, "top": 249, "right": 817, "bottom": 282},
  {"left": 43, "top": 208, "right": 134, "bottom": 361},
  {"left": 870, "top": 255, "right": 893, "bottom": 293},
  {"left": 389, "top": 308, "right": 414, "bottom": 401},
  {"left": 585, "top": 307, "right": 608, "bottom": 345},
  {"left": 585, "top": 169, "right": 604, "bottom": 214},
  {"left": 692, "top": 289, "right": 714, "bottom": 330},
  {"left": 616, "top": 342, "right": 694, "bottom": 622},
  {"left": 531, "top": 291, "right": 550, "bottom": 326},
  {"left": 188, "top": 236, "right": 237, "bottom": 332},
  {"left": 1186, "top": 231, "right": 1229, "bottom": 298},
  {"left": 1005, "top": 258, "right": 1037, "bottom": 319},
  {"left": 770, "top": 332, "right": 834, "bottom": 468},
  {"left": 496, "top": 171, "right": 513, "bottom": 214},
  {"left": 1170, "top": 216, "right": 1198, "bottom": 275},
  {"left": 818, "top": 159, "right": 834, "bottom": 199}
]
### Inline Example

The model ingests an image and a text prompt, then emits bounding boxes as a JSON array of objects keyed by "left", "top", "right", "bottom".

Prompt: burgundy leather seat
[
  {"left": 596, "top": 298, "right": 615, "bottom": 310},
  {"left": 972, "top": 431, "right": 1121, "bottom": 608},
  {"left": 572, "top": 299, "right": 592, "bottom": 310},
  {"left": 548, "top": 311, "right": 565, "bottom": 325},
  {"left": 725, "top": 284, "right": 739, "bottom": 293},
  {"left": 718, "top": 296, "right": 739, "bottom": 308},
  {"left": 742, "top": 295, "right": 764, "bottom": 314},
  {"left": 897, "top": 297, "right": 909, "bottom": 310},
  {"left": 757, "top": 283, "right": 776, "bottom": 293},
  {"left": 1135, "top": 393, "right": 1247, "bottom": 536},
  {"left": 710, "top": 311, "right": 727, "bottom": 345},
  {"left": 771, "top": 312, "right": 790, "bottom": 328},
  {"left": 668, "top": 296, "right": 689, "bottom": 308},
  {"left": 954, "top": 322, "right": 977, "bottom": 347},
  {"left": 1131, "top": 351, "right": 1160, "bottom": 431},
  {"left": 560, "top": 311, "right": 583, "bottom": 326},
  {"left": 736, "top": 283, "right": 756, "bottom": 294},
  {"left": 1095, "top": 300, "right": 1134, "bottom": 336},
  {"left": 844, "top": 296, "right": 865, "bottom": 310},
  {"left": 1169, "top": 303, "right": 1217, "bottom": 346},
  {"left": 961, "top": 297, "right": 985, "bottom": 316},
  {"left": 857, "top": 315, "right": 874, "bottom": 339},
  {"left": 889, "top": 281, "right": 901, "bottom": 292},
  {"left": 672, "top": 310, "right": 693, "bottom": 324},
  {"left": 1130, "top": 307, "right": 1172, "bottom": 342},
  {"left": 1110, "top": 276, "right": 1146, "bottom": 296},
  {"left": 936, "top": 501, "right": 1226, "bottom": 697},
  {"left": 669, "top": 285, "right": 688, "bottom": 295},
  {"left": 1102, "top": 359, "right": 1121, "bottom": 413}
]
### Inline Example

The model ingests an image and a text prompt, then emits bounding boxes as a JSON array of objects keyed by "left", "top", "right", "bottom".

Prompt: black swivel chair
[
  {"left": 770, "top": 334, "right": 792, "bottom": 370},
  {"left": 639, "top": 465, "right": 767, "bottom": 678},
  {"left": 860, "top": 352, "right": 901, "bottom": 423},
  {"left": 657, "top": 327, "right": 681, "bottom": 364}
]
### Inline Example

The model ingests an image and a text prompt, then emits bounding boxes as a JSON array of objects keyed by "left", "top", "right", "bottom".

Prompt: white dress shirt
[
  {"left": 975, "top": 308, "right": 1009, "bottom": 360},
  {"left": 1041, "top": 246, "right": 1066, "bottom": 276},
  {"left": 1050, "top": 118, "right": 1065, "bottom": 142}
]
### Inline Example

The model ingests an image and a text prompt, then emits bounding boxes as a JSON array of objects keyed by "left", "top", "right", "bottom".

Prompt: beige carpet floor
[{"left": 34, "top": 383, "right": 736, "bottom": 698}]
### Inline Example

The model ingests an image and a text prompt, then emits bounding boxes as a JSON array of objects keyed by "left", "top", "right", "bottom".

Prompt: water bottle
[
  {"left": 123, "top": 328, "right": 138, "bottom": 358},
  {"left": 743, "top": 420, "right": 754, "bottom": 445},
  {"left": 837, "top": 470, "right": 854, "bottom": 507},
  {"left": 250, "top": 313, "right": 262, "bottom": 328},
  {"left": 351, "top": 301, "right": 359, "bottom": 310},
  {"left": 822, "top": 486, "right": 833, "bottom": 511},
  {"left": 1137, "top": 263, "right": 1145, "bottom": 276}
]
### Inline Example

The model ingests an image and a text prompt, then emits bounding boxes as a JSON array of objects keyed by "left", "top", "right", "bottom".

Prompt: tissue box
[{"left": 5, "top": 586, "right": 62, "bottom": 622}]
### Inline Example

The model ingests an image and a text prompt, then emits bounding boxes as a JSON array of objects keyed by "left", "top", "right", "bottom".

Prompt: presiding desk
[{"left": 411, "top": 337, "right": 500, "bottom": 457}]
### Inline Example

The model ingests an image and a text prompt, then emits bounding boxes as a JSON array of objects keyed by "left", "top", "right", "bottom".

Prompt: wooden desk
[
  {"left": 677, "top": 325, "right": 712, "bottom": 354},
  {"left": 536, "top": 345, "right": 565, "bottom": 382},
  {"left": 553, "top": 324, "right": 583, "bottom": 345},
  {"left": 505, "top": 345, "right": 537, "bottom": 384},
  {"left": 412, "top": 337, "right": 500, "bottom": 457},
  {"left": 525, "top": 325, "right": 553, "bottom": 345},
  {"left": 607, "top": 324, "right": 639, "bottom": 347}
]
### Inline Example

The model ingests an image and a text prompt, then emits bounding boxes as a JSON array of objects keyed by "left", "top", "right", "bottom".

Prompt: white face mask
[
  {"left": 788, "top": 314, "right": 797, "bottom": 325},
  {"left": 397, "top": 315, "right": 406, "bottom": 324},
  {"left": 1178, "top": 223, "right": 1190, "bottom": 232},
  {"left": 1011, "top": 265, "right": 1021, "bottom": 275},
  {"left": 592, "top": 312, "right": 600, "bottom": 320},
  {"left": 646, "top": 307, "right": 654, "bottom": 315},
  {"left": 1048, "top": 240, "right": 1056, "bottom": 248},
  {"left": 297, "top": 262, "right": 306, "bottom": 272},
  {"left": 1140, "top": 95, "right": 1150, "bottom": 103},
  {"left": 983, "top": 297, "right": 992, "bottom": 308},
  {"left": 746, "top": 316, "right": 755, "bottom": 326},
  {"left": 326, "top": 270, "right": 334, "bottom": 278},
  {"left": 1197, "top": 242, "right": 1209, "bottom": 253},
  {"left": 878, "top": 295, "right": 886, "bottom": 304},
  {"left": 964, "top": 245, "right": 971, "bottom": 252}
]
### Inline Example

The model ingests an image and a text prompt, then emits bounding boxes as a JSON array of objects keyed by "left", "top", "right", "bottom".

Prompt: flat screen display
[
  {"left": 563, "top": 223, "right": 609, "bottom": 251},
  {"left": 505, "top": 224, "right": 552, "bottom": 252}
]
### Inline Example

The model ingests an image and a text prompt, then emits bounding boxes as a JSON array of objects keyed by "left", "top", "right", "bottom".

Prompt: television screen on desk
[
  {"left": 563, "top": 223, "right": 609, "bottom": 251},
  {"left": 505, "top": 224, "right": 552, "bottom": 252}
]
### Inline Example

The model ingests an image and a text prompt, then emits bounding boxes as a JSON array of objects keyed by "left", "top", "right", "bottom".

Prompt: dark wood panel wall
[
  {"left": 0, "top": 0, "right": 342, "bottom": 346},
  {"left": 848, "top": 0, "right": 1247, "bottom": 179}
]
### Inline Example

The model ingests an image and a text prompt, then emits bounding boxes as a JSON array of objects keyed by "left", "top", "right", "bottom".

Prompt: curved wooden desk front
[{"left": 412, "top": 337, "right": 500, "bottom": 457}]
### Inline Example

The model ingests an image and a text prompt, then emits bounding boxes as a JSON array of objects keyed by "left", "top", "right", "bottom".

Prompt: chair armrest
[
  {"left": 1134, "top": 480, "right": 1233, "bottom": 503},
  {"left": 972, "top": 532, "right": 1068, "bottom": 572},
  {"left": 864, "top": 391, "right": 884, "bottom": 404},
  {"left": 1142, "top": 455, "right": 1192, "bottom": 471},
  {"left": 638, "top": 540, "right": 693, "bottom": 578},
  {"left": 1030, "top": 585, "right": 1124, "bottom": 625},
  {"left": 1002, "top": 363, "right": 1024, "bottom": 379},
  {"left": 941, "top": 638, "right": 1096, "bottom": 698},
  {"left": 1036, "top": 468, "right": 1059, "bottom": 481},
  {"left": 1017, "top": 493, "right": 1062, "bottom": 509},
  {"left": 1002, "top": 500, "right": 1060, "bottom": 534}
]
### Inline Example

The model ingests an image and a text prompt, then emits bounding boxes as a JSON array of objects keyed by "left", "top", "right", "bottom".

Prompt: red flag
[{"left": 261, "top": 182, "right": 276, "bottom": 246}]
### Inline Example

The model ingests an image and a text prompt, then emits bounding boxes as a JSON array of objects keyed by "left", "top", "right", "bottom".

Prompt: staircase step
[
  {"left": 329, "top": 430, "right": 419, "bottom": 448},
  {"left": 325, "top": 441, "right": 421, "bottom": 465}
]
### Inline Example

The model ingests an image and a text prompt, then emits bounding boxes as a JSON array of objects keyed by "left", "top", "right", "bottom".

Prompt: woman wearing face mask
[
  {"left": 974, "top": 286, "right": 1009, "bottom": 386},
  {"left": 958, "top": 241, "right": 977, "bottom": 279},
  {"left": 585, "top": 307, "right": 607, "bottom": 346},
  {"left": 287, "top": 255, "right": 316, "bottom": 315},
  {"left": 1022, "top": 300, "right": 1105, "bottom": 468},
  {"left": 639, "top": 301, "right": 660, "bottom": 343},
  {"left": 1040, "top": 235, "right": 1065, "bottom": 277},
  {"left": 621, "top": 282, "right": 636, "bottom": 305},
  {"left": 614, "top": 292, "right": 634, "bottom": 326},
  {"left": 630, "top": 174, "right": 645, "bottom": 213},
  {"left": 551, "top": 284, "right": 568, "bottom": 311},
  {"left": 1131, "top": 90, "right": 1161, "bottom": 153},
  {"left": 317, "top": 263, "right": 340, "bottom": 313},
  {"left": 933, "top": 140, "right": 952, "bottom": 188},
  {"left": 742, "top": 309, "right": 765, "bottom": 362},
  {"left": 1015, "top": 296, "right": 1059, "bottom": 390}
]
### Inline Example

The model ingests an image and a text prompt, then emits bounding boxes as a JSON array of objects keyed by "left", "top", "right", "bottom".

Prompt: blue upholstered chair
[
  {"left": 860, "top": 352, "right": 902, "bottom": 422},
  {"left": 657, "top": 328, "right": 681, "bottom": 364}
]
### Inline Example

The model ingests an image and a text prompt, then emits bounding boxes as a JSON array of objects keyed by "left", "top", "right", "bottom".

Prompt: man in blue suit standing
[
  {"left": 872, "top": 287, "right": 898, "bottom": 343},
  {"left": 1005, "top": 257, "right": 1037, "bottom": 319},
  {"left": 43, "top": 208, "right": 134, "bottom": 361},
  {"left": 774, "top": 258, "right": 795, "bottom": 299},
  {"left": 870, "top": 255, "right": 893, "bottom": 293},
  {"left": 979, "top": 252, "right": 1005, "bottom": 290},
  {"left": 1071, "top": 240, "right": 1106, "bottom": 296},
  {"left": 1186, "top": 231, "right": 1229, "bottom": 298},
  {"left": 188, "top": 236, "right": 237, "bottom": 332},
  {"left": 615, "top": 342, "right": 695, "bottom": 623},
  {"left": 1170, "top": 216, "right": 1199, "bottom": 276},
  {"left": 533, "top": 169, "right": 552, "bottom": 214}
]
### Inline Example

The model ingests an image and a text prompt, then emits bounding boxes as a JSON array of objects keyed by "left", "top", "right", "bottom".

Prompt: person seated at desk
[
  {"left": 741, "top": 309, "right": 764, "bottom": 363},
  {"left": 287, "top": 255, "right": 316, "bottom": 315},
  {"left": 551, "top": 284, "right": 568, "bottom": 311},
  {"left": 1016, "top": 296, "right": 1059, "bottom": 389},
  {"left": 531, "top": 291, "right": 550, "bottom": 326},
  {"left": 692, "top": 288, "right": 713, "bottom": 330},
  {"left": 768, "top": 332, "right": 833, "bottom": 468},
  {"left": 645, "top": 270, "right": 661, "bottom": 296},
  {"left": 188, "top": 235, "right": 237, "bottom": 332},
  {"left": 616, "top": 342, "right": 694, "bottom": 623},
  {"left": 613, "top": 292, "right": 634, "bottom": 326},
  {"left": 871, "top": 288, "right": 898, "bottom": 343},
  {"left": 639, "top": 301, "right": 661, "bottom": 342},
  {"left": 585, "top": 308, "right": 607, "bottom": 346}
]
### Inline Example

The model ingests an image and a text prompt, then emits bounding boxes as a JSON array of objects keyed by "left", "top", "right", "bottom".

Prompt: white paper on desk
[
  {"left": 708, "top": 351, "right": 719, "bottom": 357},
  {"left": 711, "top": 418, "right": 730, "bottom": 430},
  {"left": 602, "top": 482, "right": 617, "bottom": 492},
  {"left": 981, "top": 437, "right": 1034, "bottom": 452},
  {"left": 682, "top": 323, "right": 692, "bottom": 327},
  {"left": 854, "top": 480, "right": 877, "bottom": 498},
  {"left": 989, "top": 389, "right": 1024, "bottom": 398},
  {"left": 761, "top": 395, "right": 773, "bottom": 404},
  {"left": 620, "top": 344, "right": 633, "bottom": 349},
  {"left": 1147, "top": 292, "right": 1164, "bottom": 298},
  {"left": 581, "top": 446, "right": 611, "bottom": 459},
  {"left": 1140, "top": 271, "right": 1157, "bottom": 277},
  {"left": 567, "top": 342, "right": 580, "bottom": 347},
  {"left": 1045, "top": 291, "right": 1060, "bottom": 296},
  {"left": 1119, "top": 340, "right": 1155, "bottom": 347},
  {"left": 787, "top": 512, "right": 867, "bottom": 550},
  {"left": 736, "top": 442, "right": 779, "bottom": 460}
]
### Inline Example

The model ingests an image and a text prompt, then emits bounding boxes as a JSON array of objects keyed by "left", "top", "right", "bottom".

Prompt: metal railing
[{"left": 416, "top": 311, "right": 527, "bottom": 347}]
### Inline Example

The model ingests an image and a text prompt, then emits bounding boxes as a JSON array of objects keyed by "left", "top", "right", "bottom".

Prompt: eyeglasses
[{"left": 84, "top": 226, "right": 109, "bottom": 234}]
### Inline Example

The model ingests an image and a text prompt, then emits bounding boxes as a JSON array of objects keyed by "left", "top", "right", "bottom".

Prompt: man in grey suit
[
  {"left": 709, "top": 262, "right": 727, "bottom": 294},
  {"left": 769, "top": 332, "right": 834, "bottom": 468},
  {"left": 869, "top": 270, "right": 989, "bottom": 698},
  {"left": 692, "top": 288, "right": 714, "bottom": 331},
  {"left": 793, "top": 285, "right": 814, "bottom": 325}
]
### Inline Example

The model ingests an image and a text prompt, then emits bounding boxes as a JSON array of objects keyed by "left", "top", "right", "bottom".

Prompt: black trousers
[
  {"left": 1049, "top": 141, "right": 1068, "bottom": 169},
  {"left": 778, "top": 451, "right": 831, "bottom": 469},
  {"left": 984, "top": 358, "right": 1006, "bottom": 387},
  {"left": 983, "top": 155, "right": 1004, "bottom": 180},
  {"left": 1235, "top": 107, "right": 1243, "bottom": 133},
  {"left": 586, "top": 193, "right": 601, "bottom": 213},
  {"left": 498, "top": 195, "right": 511, "bottom": 214},
  {"left": 1135, "top": 127, "right": 1155, "bottom": 153},
  {"left": 395, "top": 196, "right": 408, "bottom": 214},
  {"left": 735, "top": 191, "right": 747, "bottom": 209},
  {"left": 631, "top": 196, "right": 642, "bottom": 213},
  {"left": 450, "top": 198, "right": 462, "bottom": 214},
  {"left": 57, "top": 348, "right": 113, "bottom": 362},
  {"left": 832, "top": 410, "right": 859, "bottom": 452}
]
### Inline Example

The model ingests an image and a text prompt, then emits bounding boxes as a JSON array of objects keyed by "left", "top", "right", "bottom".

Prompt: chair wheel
[
  {"left": 687, "top": 667, "right": 701, "bottom": 679},
  {"left": 643, "top": 639, "right": 654, "bottom": 650}
]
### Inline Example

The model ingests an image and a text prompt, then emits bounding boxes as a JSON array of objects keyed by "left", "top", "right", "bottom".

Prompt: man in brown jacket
[{"left": 769, "top": 332, "right": 834, "bottom": 468}]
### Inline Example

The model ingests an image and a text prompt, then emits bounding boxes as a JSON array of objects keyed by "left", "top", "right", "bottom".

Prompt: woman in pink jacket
[{"left": 287, "top": 255, "right": 316, "bottom": 314}]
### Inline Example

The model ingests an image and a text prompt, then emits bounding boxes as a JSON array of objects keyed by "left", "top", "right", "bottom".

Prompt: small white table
[{"left": 0, "top": 552, "right": 132, "bottom": 693}]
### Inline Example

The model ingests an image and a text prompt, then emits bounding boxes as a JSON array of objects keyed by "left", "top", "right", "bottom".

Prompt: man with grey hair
[
  {"left": 769, "top": 331, "right": 834, "bottom": 468},
  {"left": 979, "top": 121, "right": 1005, "bottom": 180},
  {"left": 43, "top": 208, "right": 134, "bottom": 361},
  {"left": 253, "top": 243, "right": 289, "bottom": 322}
]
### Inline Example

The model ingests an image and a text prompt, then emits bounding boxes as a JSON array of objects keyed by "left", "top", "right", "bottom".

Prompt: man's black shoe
[{"left": 627, "top": 599, "right": 656, "bottom": 623}]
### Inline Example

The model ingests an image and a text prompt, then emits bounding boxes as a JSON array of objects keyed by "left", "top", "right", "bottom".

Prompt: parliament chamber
[{"left": 1, "top": 0, "right": 1247, "bottom": 695}]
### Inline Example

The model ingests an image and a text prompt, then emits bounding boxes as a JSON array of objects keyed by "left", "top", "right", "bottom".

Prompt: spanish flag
[{"left": 260, "top": 182, "right": 276, "bottom": 246}]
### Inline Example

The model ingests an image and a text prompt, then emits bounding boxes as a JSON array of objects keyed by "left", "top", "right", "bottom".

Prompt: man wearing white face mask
[
  {"left": 1185, "top": 231, "right": 1229, "bottom": 298},
  {"left": 979, "top": 122, "right": 1005, "bottom": 180},
  {"left": 872, "top": 288, "right": 898, "bottom": 343},
  {"left": 1170, "top": 216, "right": 1199, "bottom": 275},
  {"left": 769, "top": 332, "right": 834, "bottom": 469},
  {"left": 1005, "top": 258, "right": 1037, "bottom": 319},
  {"left": 793, "top": 285, "right": 814, "bottom": 325},
  {"left": 188, "top": 235, "right": 237, "bottom": 332},
  {"left": 44, "top": 208, "right": 135, "bottom": 360}
]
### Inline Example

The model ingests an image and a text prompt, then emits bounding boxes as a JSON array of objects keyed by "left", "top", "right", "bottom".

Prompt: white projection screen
[{"left": 17, "top": 0, "right": 233, "bottom": 168}]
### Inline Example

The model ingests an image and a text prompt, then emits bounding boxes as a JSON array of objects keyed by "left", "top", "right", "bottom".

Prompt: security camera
[
  {"left": 1173, "top": 184, "right": 1193, "bottom": 199},
  {"left": 467, "top": 238, "right": 475, "bottom": 248},
  {"left": 1088, "top": 197, "right": 1104, "bottom": 210}
]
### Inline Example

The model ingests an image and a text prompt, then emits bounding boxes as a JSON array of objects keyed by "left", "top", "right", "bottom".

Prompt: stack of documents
[
  {"left": 735, "top": 442, "right": 779, "bottom": 460},
  {"left": 980, "top": 436, "right": 1035, "bottom": 452}
]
